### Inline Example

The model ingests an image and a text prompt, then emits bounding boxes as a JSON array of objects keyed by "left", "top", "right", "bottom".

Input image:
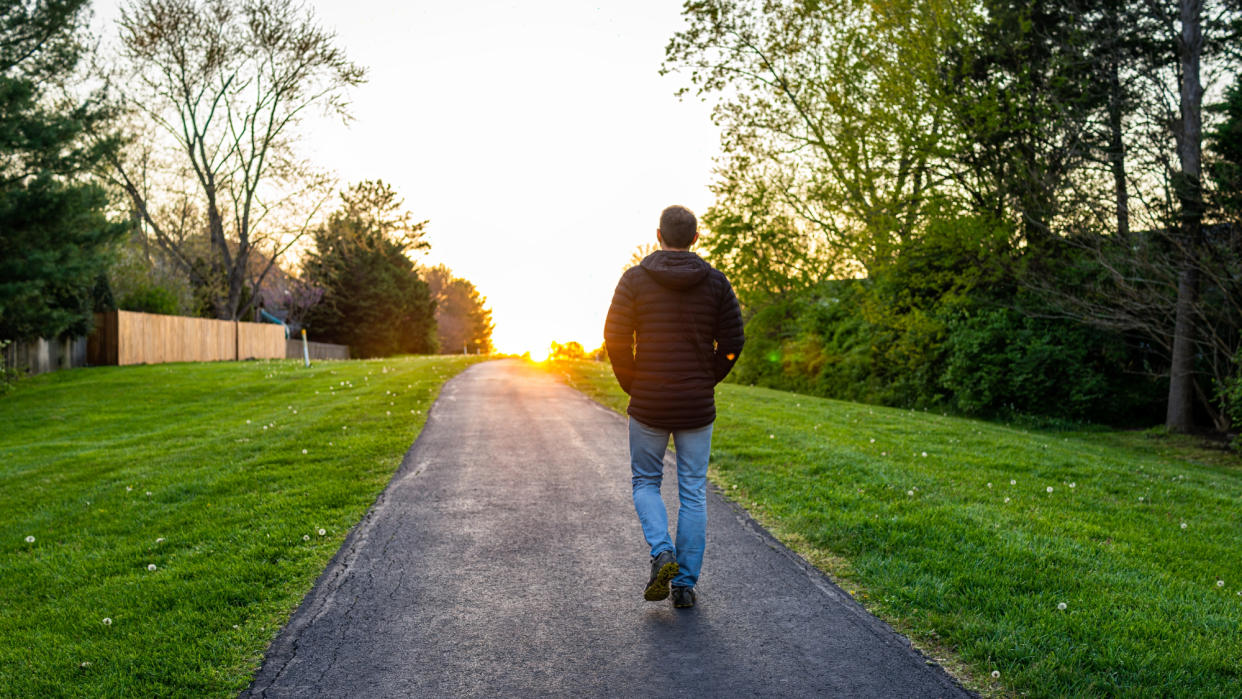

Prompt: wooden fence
[
  {"left": 286, "top": 339, "right": 350, "bottom": 360},
  {"left": 88, "top": 310, "right": 286, "bottom": 366},
  {"left": 2, "top": 336, "right": 88, "bottom": 376}
]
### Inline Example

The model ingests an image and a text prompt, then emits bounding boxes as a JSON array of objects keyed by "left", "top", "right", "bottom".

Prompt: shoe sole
[
  {"left": 644, "top": 561, "right": 679, "bottom": 601},
  {"left": 673, "top": 597, "right": 695, "bottom": 609}
]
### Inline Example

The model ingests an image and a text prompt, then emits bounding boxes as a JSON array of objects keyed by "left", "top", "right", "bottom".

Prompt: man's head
[{"left": 657, "top": 205, "right": 698, "bottom": 250}]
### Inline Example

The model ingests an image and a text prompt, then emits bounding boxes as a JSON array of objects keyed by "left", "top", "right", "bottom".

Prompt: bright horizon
[{"left": 92, "top": 0, "right": 720, "bottom": 356}]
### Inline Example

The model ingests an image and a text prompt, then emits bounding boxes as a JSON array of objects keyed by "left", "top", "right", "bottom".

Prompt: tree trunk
[
  {"left": 1107, "top": 59, "right": 1129, "bottom": 238},
  {"left": 1167, "top": 0, "right": 1204, "bottom": 433}
]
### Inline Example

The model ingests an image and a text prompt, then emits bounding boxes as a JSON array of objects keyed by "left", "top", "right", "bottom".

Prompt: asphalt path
[{"left": 244, "top": 359, "right": 970, "bottom": 698}]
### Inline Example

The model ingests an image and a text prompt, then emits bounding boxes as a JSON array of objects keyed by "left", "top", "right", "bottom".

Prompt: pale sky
[{"left": 94, "top": 1, "right": 720, "bottom": 356}]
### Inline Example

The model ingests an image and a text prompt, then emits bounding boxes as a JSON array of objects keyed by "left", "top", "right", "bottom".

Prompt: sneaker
[
  {"left": 672, "top": 586, "right": 696, "bottom": 608},
  {"left": 644, "top": 550, "right": 678, "bottom": 601}
]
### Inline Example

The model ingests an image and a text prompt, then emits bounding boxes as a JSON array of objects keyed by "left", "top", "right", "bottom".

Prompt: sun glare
[{"left": 528, "top": 345, "right": 550, "bottom": 362}]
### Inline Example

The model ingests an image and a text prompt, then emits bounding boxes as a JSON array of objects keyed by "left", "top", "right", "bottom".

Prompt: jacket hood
[{"left": 639, "top": 251, "right": 710, "bottom": 290}]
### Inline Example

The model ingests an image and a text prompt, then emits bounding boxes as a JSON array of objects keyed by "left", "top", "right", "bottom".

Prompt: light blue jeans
[{"left": 628, "top": 417, "right": 714, "bottom": 589}]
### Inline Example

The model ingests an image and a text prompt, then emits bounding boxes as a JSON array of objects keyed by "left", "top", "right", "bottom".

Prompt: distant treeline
[{"left": 666, "top": 0, "right": 1242, "bottom": 435}]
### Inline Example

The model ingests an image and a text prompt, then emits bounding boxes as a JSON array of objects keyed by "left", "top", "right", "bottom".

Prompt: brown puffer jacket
[{"left": 604, "top": 250, "right": 745, "bottom": 430}]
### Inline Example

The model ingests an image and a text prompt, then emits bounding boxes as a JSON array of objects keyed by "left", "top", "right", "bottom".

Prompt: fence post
[{"left": 301, "top": 328, "right": 310, "bottom": 367}]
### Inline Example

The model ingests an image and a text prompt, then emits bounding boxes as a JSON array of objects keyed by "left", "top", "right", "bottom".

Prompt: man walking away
[{"left": 604, "top": 204, "right": 745, "bottom": 609}]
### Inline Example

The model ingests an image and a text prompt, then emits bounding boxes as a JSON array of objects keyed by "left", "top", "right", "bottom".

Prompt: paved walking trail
[{"left": 244, "top": 360, "right": 969, "bottom": 698}]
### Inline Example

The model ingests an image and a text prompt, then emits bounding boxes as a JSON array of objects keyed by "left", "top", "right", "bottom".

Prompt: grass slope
[
  {"left": 0, "top": 355, "right": 482, "bottom": 697},
  {"left": 547, "top": 359, "right": 1242, "bottom": 697}
]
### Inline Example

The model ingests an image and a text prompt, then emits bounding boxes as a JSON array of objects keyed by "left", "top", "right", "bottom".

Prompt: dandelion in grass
[
  {"left": 1069, "top": 482, "right": 1076, "bottom": 488},
  {"left": 1181, "top": 522, "right": 1187, "bottom": 529},
  {"left": 1047, "top": 486, "right": 1054, "bottom": 493},
  {"left": 1218, "top": 580, "right": 1225, "bottom": 587},
  {"left": 302, "top": 449, "right": 308, "bottom": 455},
  {"left": 769, "top": 434, "right": 774, "bottom": 439},
  {"left": 126, "top": 486, "right": 133, "bottom": 492},
  {"left": 147, "top": 564, "right": 157, "bottom": 571},
  {"left": 246, "top": 419, "right": 251, "bottom": 424},
  {"left": 386, "top": 411, "right": 391, "bottom": 416},
  {"left": 921, "top": 452, "right": 928, "bottom": 457},
  {"left": 303, "top": 534, "right": 310, "bottom": 541},
  {"left": 991, "top": 670, "right": 1000, "bottom": 679},
  {"left": 156, "top": 537, "right": 164, "bottom": 543},
  {"left": 24, "top": 535, "right": 34, "bottom": 543},
  {"left": 907, "top": 490, "right": 914, "bottom": 496},
  {"left": 102, "top": 617, "right": 112, "bottom": 626},
  {"left": 318, "top": 528, "right": 326, "bottom": 536},
  {"left": 1004, "top": 497, "right": 1010, "bottom": 503},
  {"left": 1010, "top": 479, "right": 1016, "bottom": 485},
  {"left": 1057, "top": 602, "right": 1067, "bottom": 610},
  {"left": 145, "top": 491, "right": 152, "bottom": 496},
  {"left": 869, "top": 438, "right": 875, "bottom": 443},
  {"left": 987, "top": 482, "right": 992, "bottom": 488},
  {"left": 1139, "top": 496, "right": 1144, "bottom": 501}
]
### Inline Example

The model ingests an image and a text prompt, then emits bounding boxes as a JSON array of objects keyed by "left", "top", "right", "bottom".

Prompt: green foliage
[
  {"left": 552, "top": 359, "right": 1242, "bottom": 697},
  {"left": 1219, "top": 347, "right": 1242, "bottom": 446},
  {"left": 303, "top": 181, "right": 437, "bottom": 358},
  {"left": 117, "top": 283, "right": 182, "bottom": 316},
  {"left": 940, "top": 309, "right": 1162, "bottom": 423},
  {"left": 1208, "top": 76, "right": 1242, "bottom": 219},
  {"left": 549, "top": 340, "right": 586, "bottom": 361},
  {"left": 0, "top": 355, "right": 481, "bottom": 695},
  {"left": 0, "top": 0, "right": 127, "bottom": 342}
]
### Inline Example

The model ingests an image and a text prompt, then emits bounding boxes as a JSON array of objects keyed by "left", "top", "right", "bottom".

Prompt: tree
[
  {"left": 0, "top": 0, "right": 128, "bottom": 342},
  {"left": 106, "top": 0, "right": 366, "bottom": 321},
  {"left": 422, "top": 264, "right": 494, "bottom": 354},
  {"left": 664, "top": 0, "right": 973, "bottom": 276},
  {"left": 302, "top": 181, "right": 436, "bottom": 357}
]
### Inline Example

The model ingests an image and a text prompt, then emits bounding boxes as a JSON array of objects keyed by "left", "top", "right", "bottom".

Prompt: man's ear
[
  {"left": 656, "top": 229, "right": 665, "bottom": 246},
  {"left": 691, "top": 231, "right": 699, "bottom": 246}
]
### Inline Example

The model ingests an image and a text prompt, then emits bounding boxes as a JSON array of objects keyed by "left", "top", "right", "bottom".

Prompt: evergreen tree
[
  {"left": 303, "top": 181, "right": 436, "bottom": 358},
  {"left": 0, "top": 0, "right": 126, "bottom": 342},
  {"left": 423, "top": 264, "right": 494, "bottom": 355}
]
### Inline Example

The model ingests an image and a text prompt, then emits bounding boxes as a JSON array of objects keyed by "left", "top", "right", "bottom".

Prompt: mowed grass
[
  {"left": 0, "top": 355, "right": 483, "bottom": 697},
  {"left": 545, "top": 359, "right": 1242, "bottom": 697}
]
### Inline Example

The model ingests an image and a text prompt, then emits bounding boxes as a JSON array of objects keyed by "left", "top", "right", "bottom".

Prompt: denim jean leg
[
  {"left": 629, "top": 418, "right": 674, "bottom": 558},
  {"left": 671, "top": 421, "right": 713, "bottom": 588}
]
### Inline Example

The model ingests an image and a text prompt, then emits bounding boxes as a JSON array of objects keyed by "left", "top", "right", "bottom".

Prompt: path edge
[
  {"left": 564, "top": 382, "right": 977, "bottom": 699},
  {"left": 239, "top": 363, "right": 484, "bottom": 697}
]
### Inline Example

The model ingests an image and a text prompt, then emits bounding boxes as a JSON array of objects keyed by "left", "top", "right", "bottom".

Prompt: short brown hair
[{"left": 659, "top": 205, "right": 697, "bottom": 248}]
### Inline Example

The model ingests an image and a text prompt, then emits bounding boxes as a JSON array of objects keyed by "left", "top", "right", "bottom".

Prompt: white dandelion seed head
[
  {"left": 921, "top": 452, "right": 928, "bottom": 457},
  {"left": 102, "top": 617, "right": 112, "bottom": 626},
  {"left": 1047, "top": 486, "right": 1054, "bottom": 493},
  {"left": 1057, "top": 602, "right": 1067, "bottom": 610},
  {"left": 907, "top": 490, "right": 914, "bottom": 496},
  {"left": 233, "top": 624, "right": 240, "bottom": 630},
  {"left": 991, "top": 670, "right": 1000, "bottom": 679},
  {"left": 147, "top": 563, "right": 156, "bottom": 571},
  {"left": 1010, "top": 479, "right": 1016, "bottom": 485},
  {"left": 303, "top": 534, "right": 310, "bottom": 541},
  {"left": 24, "top": 535, "right": 35, "bottom": 543},
  {"left": 302, "top": 449, "right": 308, "bottom": 455},
  {"left": 1217, "top": 580, "right": 1225, "bottom": 587},
  {"left": 318, "top": 528, "right": 326, "bottom": 536},
  {"left": 246, "top": 419, "right": 251, "bottom": 424},
  {"left": 769, "top": 434, "right": 774, "bottom": 439},
  {"left": 1069, "top": 482, "right": 1076, "bottom": 488},
  {"left": 145, "top": 491, "right": 152, "bottom": 496},
  {"left": 292, "top": 410, "right": 297, "bottom": 414},
  {"left": 263, "top": 426, "right": 268, "bottom": 430},
  {"left": 126, "top": 486, "right": 132, "bottom": 492},
  {"left": 1139, "top": 496, "right": 1144, "bottom": 501},
  {"left": 1003, "top": 497, "right": 1010, "bottom": 503},
  {"left": 156, "top": 537, "right": 164, "bottom": 543},
  {"left": 1181, "top": 522, "right": 1187, "bottom": 529},
  {"left": 987, "top": 483, "right": 993, "bottom": 488},
  {"left": 869, "top": 438, "right": 875, "bottom": 443}
]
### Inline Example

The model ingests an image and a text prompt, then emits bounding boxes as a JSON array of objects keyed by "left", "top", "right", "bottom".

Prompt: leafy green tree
[
  {"left": 0, "top": 0, "right": 127, "bottom": 342},
  {"left": 422, "top": 264, "right": 494, "bottom": 355},
  {"left": 303, "top": 181, "right": 436, "bottom": 357}
]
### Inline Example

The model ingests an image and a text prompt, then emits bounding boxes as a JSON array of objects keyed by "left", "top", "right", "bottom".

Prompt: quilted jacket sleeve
[
  {"left": 712, "top": 274, "right": 745, "bottom": 384},
  {"left": 604, "top": 270, "right": 638, "bottom": 395}
]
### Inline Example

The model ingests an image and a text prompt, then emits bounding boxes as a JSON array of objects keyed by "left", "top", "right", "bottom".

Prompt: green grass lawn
[
  {"left": 546, "top": 359, "right": 1242, "bottom": 697},
  {"left": 0, "top": 355, "right": 482, "bottom": 697}
]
